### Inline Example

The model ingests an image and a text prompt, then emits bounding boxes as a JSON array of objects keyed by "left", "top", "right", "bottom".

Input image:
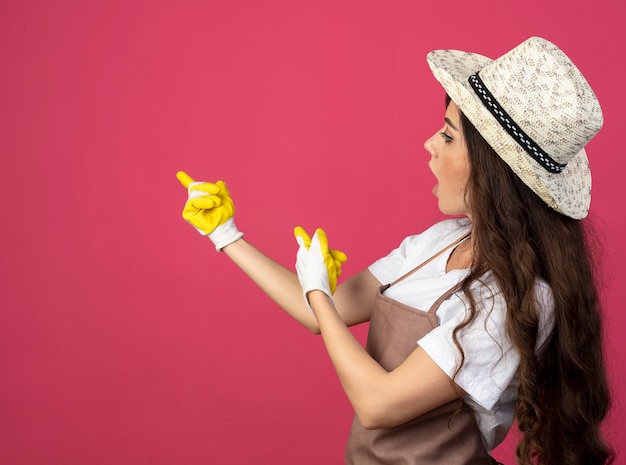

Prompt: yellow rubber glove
[
  {"left": 176, "top": 171, "right": 243, "bottom": 250},
  {"left": 294, "top": 227, "right": 347, "bottom": 301}
]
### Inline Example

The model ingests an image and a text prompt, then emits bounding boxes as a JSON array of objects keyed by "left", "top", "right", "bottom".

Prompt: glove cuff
[
  {"left": 208, "top": 218, "right": 244, "bottom": 251},
  {"left": 302, "top": 288, "right": 334, "bottom": 312}
]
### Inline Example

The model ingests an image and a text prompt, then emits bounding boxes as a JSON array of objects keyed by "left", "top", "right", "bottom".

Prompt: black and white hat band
[{"left": 468, "top": 72, "right": 567, "bottom": 174}]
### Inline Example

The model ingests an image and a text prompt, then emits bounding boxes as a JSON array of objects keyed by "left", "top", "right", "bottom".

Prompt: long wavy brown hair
[{"left": 450, "top": 98, "right": 614, "bottom": 465}]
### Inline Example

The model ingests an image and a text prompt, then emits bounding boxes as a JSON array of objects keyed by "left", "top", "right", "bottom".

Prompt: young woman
[{"left": 177, "top": 37, "right": 614, "bottom": 465}]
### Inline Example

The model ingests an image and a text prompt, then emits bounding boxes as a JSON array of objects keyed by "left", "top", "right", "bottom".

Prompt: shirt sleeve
[
  {"left": 418, "top": 280, "right": 554, "bottom": 411},
  {"left": 368, "top": 235, "right": 416, "bottom": 285},
  {"left": 418, "top": 284, "right": 518, "bottom": 411}
]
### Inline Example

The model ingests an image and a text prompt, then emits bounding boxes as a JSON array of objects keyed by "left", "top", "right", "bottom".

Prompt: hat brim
[{"left": 427, "top": 49, "right": 591, "bottom": 219}]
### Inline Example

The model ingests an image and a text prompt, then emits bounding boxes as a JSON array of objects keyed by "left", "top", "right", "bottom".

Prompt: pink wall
[{"left": 1, "top": 1, "right": 624, "bottom": 463}]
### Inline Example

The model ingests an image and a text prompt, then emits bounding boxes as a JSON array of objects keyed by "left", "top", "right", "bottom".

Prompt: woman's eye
[{"left": 440, "top": 132, "right": 453, "bottom": 143}]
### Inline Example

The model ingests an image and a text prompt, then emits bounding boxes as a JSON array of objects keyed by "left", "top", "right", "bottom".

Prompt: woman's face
[{"left": 424, "top": 101, "right": 471, "bottom": 217}]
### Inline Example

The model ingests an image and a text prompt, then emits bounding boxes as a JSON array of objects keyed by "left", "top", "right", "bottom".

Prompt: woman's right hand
[
  {"left": 176, "top": 171, "right": 243, "bottom": 250},
  {"left": 294, "top": 227, "right": 347, "bottom": 299}
]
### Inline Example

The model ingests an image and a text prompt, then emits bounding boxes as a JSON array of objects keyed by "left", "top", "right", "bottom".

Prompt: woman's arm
[
  {"left": 176, "top": 172, "right": 377, "bottom": 332},
  {"left": 307, "top": 290, "right": 459, "bottom": 429},
  {"left": 222, "top": 238, "right": 317, "bottom": 331},
  {"left": 223, "top": 238, "right": 379, "bottom": 333}
]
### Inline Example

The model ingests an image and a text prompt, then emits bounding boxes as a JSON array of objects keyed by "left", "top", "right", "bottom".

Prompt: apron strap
[
  {"left": 427, "top": 284, "right": 463, "bottom": 315},
  {"left": 385, "top": 232, "right": 470, "bottom": 289}
]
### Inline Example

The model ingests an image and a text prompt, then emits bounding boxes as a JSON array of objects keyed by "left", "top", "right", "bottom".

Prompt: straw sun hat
[{"left": 427, "top": 37, "right": 603, "bottom": 219}]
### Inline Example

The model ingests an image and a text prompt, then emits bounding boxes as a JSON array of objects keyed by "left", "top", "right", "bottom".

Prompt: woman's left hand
[{"left": 294, "top": 227, "right": 347, "bottom": 307}]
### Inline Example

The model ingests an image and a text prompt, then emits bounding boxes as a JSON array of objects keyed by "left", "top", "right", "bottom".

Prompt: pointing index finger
[{"left": 176, "top": 171, "right": 195, "bottom": 188}]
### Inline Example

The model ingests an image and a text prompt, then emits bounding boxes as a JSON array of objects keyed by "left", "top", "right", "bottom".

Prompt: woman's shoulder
[
  {"left": 427, "top": 218, "right": 471, "bottom": 236},
  {"left": 370, "top": 218, "right": 471, "bottom": 276},
  {"left": 406, "top": 218, "right": 471, "bottom": 247}
]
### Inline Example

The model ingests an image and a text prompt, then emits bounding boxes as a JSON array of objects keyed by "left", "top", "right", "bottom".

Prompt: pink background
[{"left": 1, "top": 1, "right": 625, "bottom": 464}]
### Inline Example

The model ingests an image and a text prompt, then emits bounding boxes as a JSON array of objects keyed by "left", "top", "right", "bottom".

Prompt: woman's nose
[{"left": 424, "top": 134, "right": 435, "bottom": 154}]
